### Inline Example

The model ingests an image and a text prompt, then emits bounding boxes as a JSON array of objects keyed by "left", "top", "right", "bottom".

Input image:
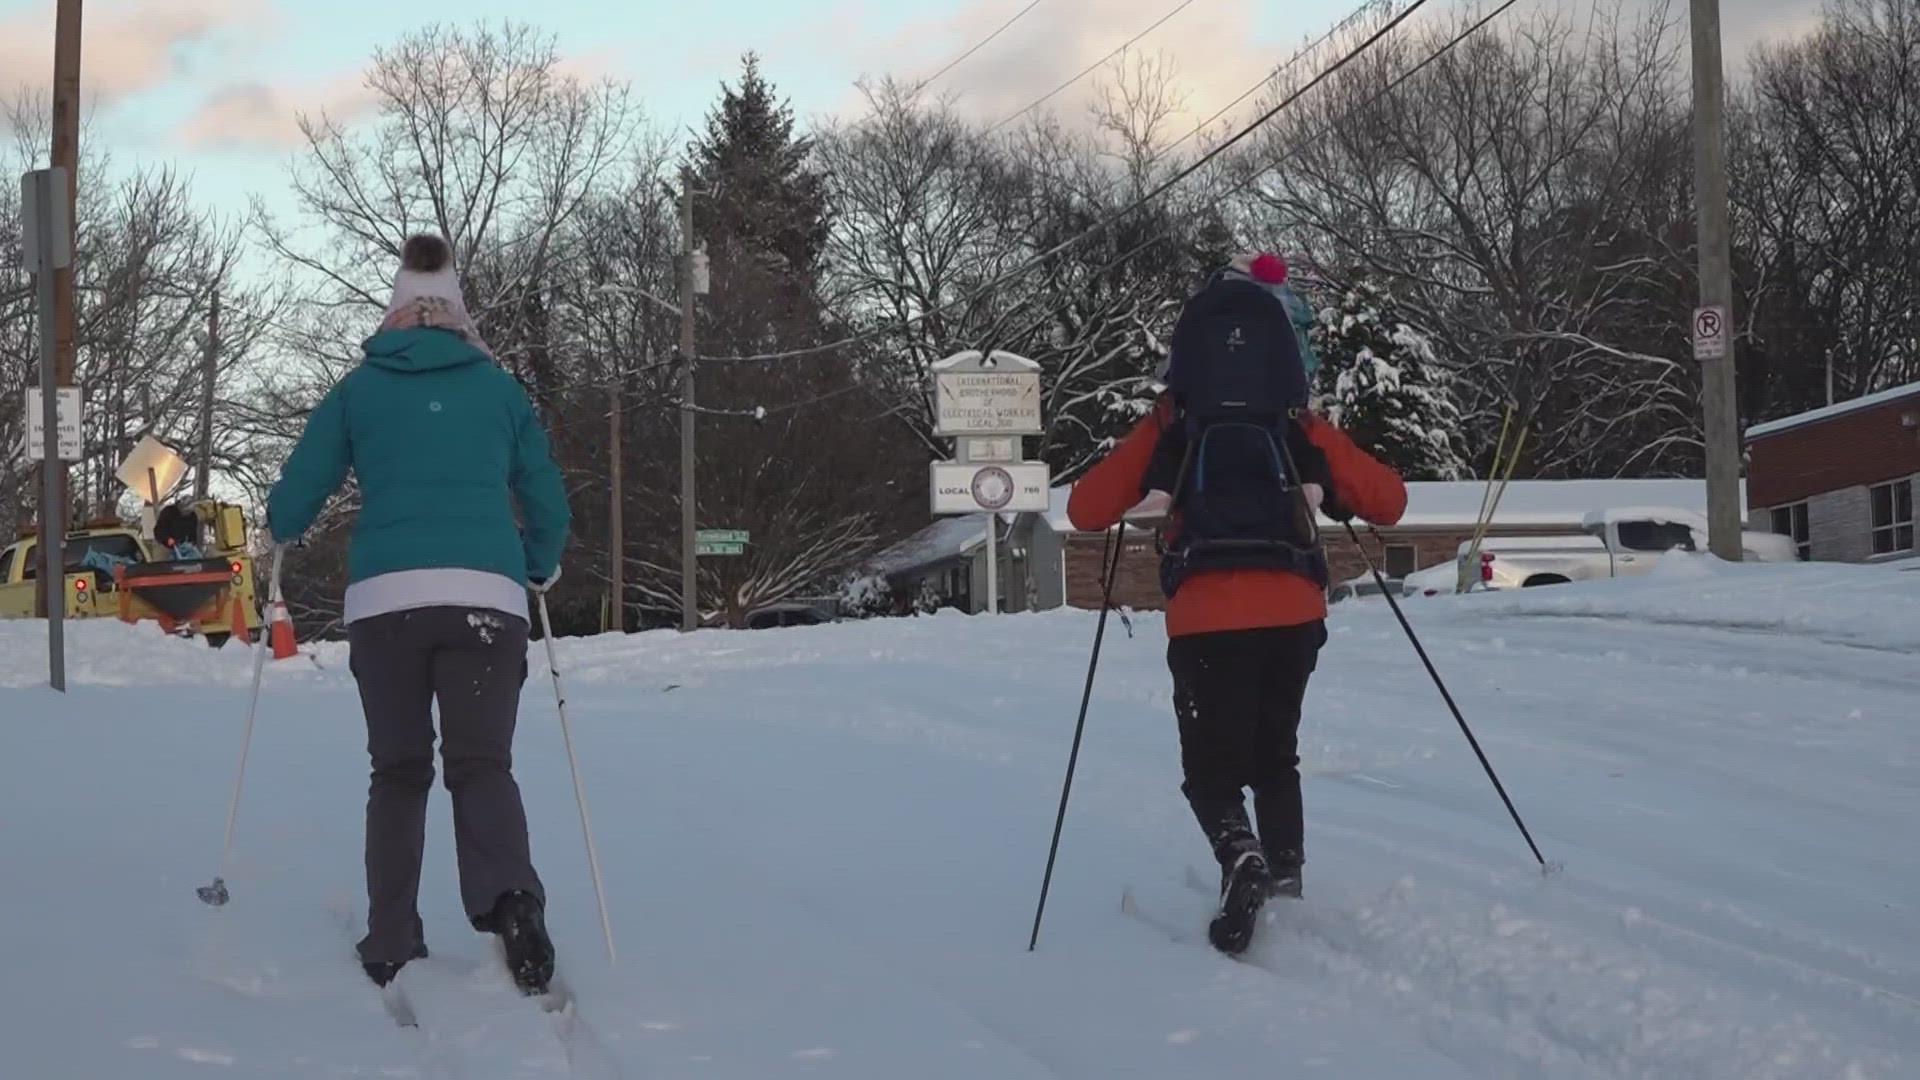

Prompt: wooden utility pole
[
  {"left": 608, "top": 363, "right": 623, "bottom": 633},
  {"left": 50, "top": 1, "right": 79, "bottom": 395},
  {"left": 678, "top": 168, "right": 699, "bottom": 632},
  {"left": 35, "top": 0, "right": 81, "bottom": 644},
  {"left": 196, "top": 290, "right": 219, "bottom": 500},
  {"left": 1690, "top": 0, "right": 1743, "bottom": 560}
]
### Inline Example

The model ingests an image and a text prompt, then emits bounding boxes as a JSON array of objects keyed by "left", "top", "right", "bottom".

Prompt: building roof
[
  {"left": 865, "top": 515, "right": 988, "bottom": 580},
  {"left": 1031, "top": 477, "right": 1739, "bottom": 533},
  {"left": 1383, "top": 479, "right": 1733, "bottom": 529},
  {"left": 1744, "top": 381, "right": 1920, "bottom": 441}
]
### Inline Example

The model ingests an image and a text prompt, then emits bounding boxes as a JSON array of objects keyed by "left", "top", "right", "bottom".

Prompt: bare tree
[
  {"left": 1246, "top": 4, "right": 1702, "bottom": 477},
  {"left": 1089, "top": 50, "right": 1192, "bottom": 190},
  {"left": 1733, "top": 0, "right": 1920, "bottom": 420},
  {"left": 1, "top": 97, "right": 281, "bottom": 535},
  {"left": 255, "top": 20, "right": 635, "bottom": 389},
  {"left": 816, "top": 79, "right": 1041, "bottom": 454}
]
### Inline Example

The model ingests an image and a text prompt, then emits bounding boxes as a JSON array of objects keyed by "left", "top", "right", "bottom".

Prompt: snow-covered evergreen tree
[{"left": 1310, "top": 282, "right": 1469, "bottom": 481}]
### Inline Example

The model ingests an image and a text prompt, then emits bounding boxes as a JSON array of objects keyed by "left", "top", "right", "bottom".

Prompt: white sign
[
  {"left": 958, "top": 436, "right": 1019, "bottom": 463},
  {"left": 931, "top": 462, "right": 1051, "bottom": 515},
  {"left": 117, "top": 434, "right": 189, "bottom": 503},
  {"left": 932, "top": 350, "right": 1043, "bottom": 436},
  {"left": 1692, "top": 305, "right": 1728, "bottom": 361},
  {"left": 935, "top": 372, "right": 1042, "bottom": 435},
  {"left": 24, "top": 388, "right": 82, "bottom": 462}
]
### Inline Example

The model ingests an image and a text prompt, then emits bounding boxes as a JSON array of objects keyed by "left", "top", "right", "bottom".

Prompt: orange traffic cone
[{"left": 269, "top": 597, "right": 298, "bottom": 660}]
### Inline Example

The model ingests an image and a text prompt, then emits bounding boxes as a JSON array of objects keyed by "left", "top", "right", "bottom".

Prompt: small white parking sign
[{"left": 1693, "top": 305, "right": 1728, "bottom": 361}]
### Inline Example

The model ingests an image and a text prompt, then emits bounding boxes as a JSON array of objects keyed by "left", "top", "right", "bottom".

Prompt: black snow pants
[
  {"left": 1166, "top": 621, "right": 1327, "bottom": 872},
  {"left": 347, "top": 606, "right": 543, "bottom": 964}
]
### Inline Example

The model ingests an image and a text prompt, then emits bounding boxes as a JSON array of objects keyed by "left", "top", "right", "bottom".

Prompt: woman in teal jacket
[{"left": 268, "top": 235, "right": 570, "bottom": 994}]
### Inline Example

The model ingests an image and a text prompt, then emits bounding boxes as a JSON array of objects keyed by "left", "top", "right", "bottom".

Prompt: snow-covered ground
[{"left": 2, "top": 553, "right": 1917, "bottom": 1078}]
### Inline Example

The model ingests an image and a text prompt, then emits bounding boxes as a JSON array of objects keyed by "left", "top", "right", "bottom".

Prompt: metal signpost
[
  {"left": 929, "top": 351, "right": 1050, "bottom": 614},
  {"left": 20, "top": 167, "right": 75, "bottom": 691}
]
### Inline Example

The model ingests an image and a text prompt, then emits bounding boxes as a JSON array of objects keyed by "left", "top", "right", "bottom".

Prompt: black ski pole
[
  {"left": 1029, "top": 521, "right": 1128, "bottom": 951},
  {"left": 1343, "top": 521, "right": 1555, "bottom": 872}
]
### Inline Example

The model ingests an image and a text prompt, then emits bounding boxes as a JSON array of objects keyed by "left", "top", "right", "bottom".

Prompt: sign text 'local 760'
[
  {"left": 934, "top": 371, "right": 1042, "bottom": 436},
  {"left": 929, "top": 462, "right": 1051, "bottom": 515}
]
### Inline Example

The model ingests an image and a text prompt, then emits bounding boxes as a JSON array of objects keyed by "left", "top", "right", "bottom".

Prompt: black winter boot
[
  {"left": 1265, "top": 847, "right": 1303, "bottom": 899},
  {"left": 361, "top": 941, "right": 429, "bottom": 987},
  {"left": 487, "top": 890, "right": 555, "bottom": 994},
  {"left": 1207, "top": 849, "right": 1274, "bottom": 955}
]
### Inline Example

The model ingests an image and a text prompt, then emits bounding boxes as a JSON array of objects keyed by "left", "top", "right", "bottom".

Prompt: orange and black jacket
[{"left": 1067, "top": 398, "right": 1409, "bottom": 638}]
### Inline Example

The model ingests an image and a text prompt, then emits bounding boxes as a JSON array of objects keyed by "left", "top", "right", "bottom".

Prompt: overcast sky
[{"left": 2, "top": 0, "right": 1820, "bottom": 233}]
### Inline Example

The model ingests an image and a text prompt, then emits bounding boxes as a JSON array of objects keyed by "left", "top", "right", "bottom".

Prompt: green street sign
[
  {"left": 697, "top": 529, "right": 749, "bottom": 544},
  {"left": 695, "top": 541, "right": 746, "bottom": 557}
]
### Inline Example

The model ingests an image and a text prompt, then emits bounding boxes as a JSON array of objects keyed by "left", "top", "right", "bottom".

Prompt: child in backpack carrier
[
  {"left": 1133, "top": 253, "right": 1328, "bottom": 525},
  {"left": 1068, "top": 253, "right": 1407, "bottom": 956}
]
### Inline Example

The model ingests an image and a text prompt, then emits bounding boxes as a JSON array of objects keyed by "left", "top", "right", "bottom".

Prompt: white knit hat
[{"left": 381, "top": 234, "right": 492, "bottom": 356}]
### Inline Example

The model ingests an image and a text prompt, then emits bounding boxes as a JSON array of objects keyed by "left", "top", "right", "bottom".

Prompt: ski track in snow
[{"left": 1, "top": 554, "right": 1916, "bottom": 1077}]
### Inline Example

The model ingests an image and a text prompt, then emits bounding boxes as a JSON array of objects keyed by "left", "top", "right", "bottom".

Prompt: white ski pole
[
  {"left": 535, "top": 591, "right": 617, "bottom": 964},
  {"left": 199, "top": 544, "right": 286, "bottom": 906}
]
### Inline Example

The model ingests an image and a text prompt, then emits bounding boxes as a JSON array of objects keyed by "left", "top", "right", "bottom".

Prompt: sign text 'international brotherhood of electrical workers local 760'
[{"left": 934, "top": 371, "right": 1042, "bottom": 436}]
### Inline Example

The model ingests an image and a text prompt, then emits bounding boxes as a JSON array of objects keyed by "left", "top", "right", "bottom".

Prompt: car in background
[
  {"left": 1462, "top": 507, "right": 1799, "bottom": 591},
  {"left": 1399, "top": 560, "right": 1462, "bottom": 598},
  {"left": 1328, "top": 573, "right": 1402, "bottom": 605},
  {"left": 743, "top": 602, "right": 836, "bottom": 630}
]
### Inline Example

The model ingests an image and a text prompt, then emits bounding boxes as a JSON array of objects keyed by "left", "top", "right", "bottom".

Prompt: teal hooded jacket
[{"left": 267, "top": 328, "right": 570, "bottom": 587}]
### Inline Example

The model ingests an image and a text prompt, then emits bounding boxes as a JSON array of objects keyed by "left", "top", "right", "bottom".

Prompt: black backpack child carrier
[{"left": 1150, "top": 272, "right": 1329, "bottom": 597}]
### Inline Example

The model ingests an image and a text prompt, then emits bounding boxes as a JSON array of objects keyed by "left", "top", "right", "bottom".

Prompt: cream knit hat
[{"left": 379, "top": 234, "right": 493, "bottom": 357}]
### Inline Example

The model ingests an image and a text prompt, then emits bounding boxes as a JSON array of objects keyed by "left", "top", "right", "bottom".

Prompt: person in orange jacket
[{"left": 1068, "top": 254, "right": 1407, "bottom": 948}]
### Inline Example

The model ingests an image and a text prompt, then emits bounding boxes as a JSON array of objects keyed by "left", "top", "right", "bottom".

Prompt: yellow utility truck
[{"left": 0, "top": 500, "right": 262, "bottom": 647}]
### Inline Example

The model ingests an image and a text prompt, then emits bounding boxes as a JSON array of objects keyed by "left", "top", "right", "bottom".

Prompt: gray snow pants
[{"left": 347, "top": 606, "right": 544, "bottom": 963}]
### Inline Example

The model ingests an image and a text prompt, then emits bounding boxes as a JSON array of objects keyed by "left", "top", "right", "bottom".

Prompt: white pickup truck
[{"left": 1461, "top": 507, "right": 1799, "bottom": 591}]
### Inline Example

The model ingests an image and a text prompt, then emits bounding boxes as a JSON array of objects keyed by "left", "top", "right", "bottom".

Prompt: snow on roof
[
  {"left": 865, "top": 515, "right": 987, "bottom": 579},
  {"left": 1381, "top": 479, "right": 1734, "bottom": 529},
  {"left": 1580, "top": 506, "right": 1708, "bottom": 530},
  {"left": 1744, "top": 381, "right": 1920, "bottom": 441},
  {"left": 1462, "top": 533, "right": 1607, "bottom": 553},
  {"left": 1026, "top": 478, "right": 1736, "bottom": 533}
]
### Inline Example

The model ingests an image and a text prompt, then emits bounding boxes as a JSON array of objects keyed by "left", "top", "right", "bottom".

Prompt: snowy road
[{"left": 1, "top": 554, "right": 1915, "bottom": 1077}]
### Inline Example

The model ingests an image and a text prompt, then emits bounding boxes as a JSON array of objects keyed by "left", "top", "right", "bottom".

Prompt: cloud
[
  {"left": 0, "top": 0, "right": 274, "bottom": 105},
  {"left": 172, "top": 43, "right": 631, "bottom": 151},
  {"left": 1727, "top": 3, "right": 1826, "bottom": 65},
  {"left": 174, "top": 73, "right": 377, "bottom": 150},
  {"left": 836, "top": 0, "right": 1277, "bottom": 134},
  {"left": 815, "top": 0, "right": 1828, "bottom": 132}
]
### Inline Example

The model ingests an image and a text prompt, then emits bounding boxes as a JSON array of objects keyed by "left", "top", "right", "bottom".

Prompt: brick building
[
  {"left": 1053, "top": 478, "right": 1731, "bottom": 611},
  {"left": 1744, "top": 382, "right": 1920, "bottom": 562}
]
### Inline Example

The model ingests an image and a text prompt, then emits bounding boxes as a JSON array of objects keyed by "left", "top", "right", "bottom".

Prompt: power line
[
  {"left": 1158, "top": 0, "right": 1399, "bottom": 161},
  {"left": 987, "top": 0, "right": 1527, "bottom": 352},
  {"left": 693, "top": 0, "right": 1435, "bottom": 368},
  {"left": 912, "top": 0, "right": 1049, "bottom": 97},
  {"left": 962, "top": 0, "right": 1409, "bottom": 352},
  {"left": 983, "top": 0, "right": 1205, "bottom": 135}
]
